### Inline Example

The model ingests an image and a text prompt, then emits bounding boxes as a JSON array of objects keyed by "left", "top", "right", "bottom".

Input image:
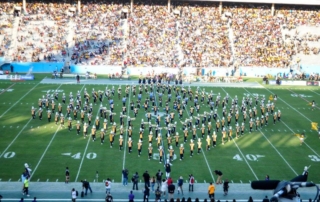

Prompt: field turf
[{"left": 0, "top": 76, "right": 319, "bottom": 184}]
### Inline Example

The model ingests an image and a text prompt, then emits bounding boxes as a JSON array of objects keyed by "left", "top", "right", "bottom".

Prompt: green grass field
[{"left": 0, "top": 76, "right": 319, "bottom": 184}]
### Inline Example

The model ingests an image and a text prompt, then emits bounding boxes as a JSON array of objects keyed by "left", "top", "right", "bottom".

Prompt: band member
[
  {"left": 168, "top": 145, "right": 174, "bottom": 161},
  {"left": 100, "top": 129, "right": 105, "bottom": 145},
  {"left": 222, "top": 127, "right": 226, "bottom": 145},
  {"left": 137, "top": 139, "right": 142, "bottom": 157},
  {"left": 212, "top": 131, "right": 217, "bottom": 147},
  {"left": 47, "top": 110, "right": 52, "bottom": 122},
  {"left": 206, "top": 135, "right": 211, "bottom": 150},
  {"left": 91, "top": 125, "right": 96, "bottom": 141},
  {"left": 148, "top": 143, "right": 153, "bottom": 160},
  {"left": 83, "top": 122, "right": 88, "bottom": 138},
  {"left": 190, "top": 139, "right": 194, "bottom": 157},
  {"left": 277, "top": 110, "right": 281, "bottom": 121},
  {"left": 228, "top": 126, "right": 232, "bottom": 142},
  {"left": 156, "top": 134, "right": 162, "bottom": 148},
  {"left": 38, "top": 107, "right": 43, "bottom": 120},
  {"left": 235, "top": 123, "right": 240, "bottom": 139},
  {"left": 241, "top": 122, "right": 245, "bottom": 136},
  {"left": 109, "top": 131, "right": 114, "bottom": 148},
  {"left": 55, "top": 112, "right": 59, "bottom": 125},
  {"left": 179, "top": 144, "right": 184, "bottom": 160},
  {"left": 76, "top": 121, "right": 81, "bottom": 135},
  {"left": 31, "top": 106, "right": 36, "bottom": 119},
  {"left": 159, "top": 145, "right": 164, "bottom": 163},
  {"left": 60, "top": 114, "right": 64, "bottom": 126},
  {"left": 95, "top": 117, "right": 100, "bottom": 130},
  {"left": 68, "top": 117, "right": 72, "bottom": 131},
  {"left": 128, "top": 137, "right": 133, "bottom": 153},
  {"left": 119, "top": 135, "right": 123, "bottom": 150},
  {"left": 184, "top": 128, "right": 188, "bottom": 143}
]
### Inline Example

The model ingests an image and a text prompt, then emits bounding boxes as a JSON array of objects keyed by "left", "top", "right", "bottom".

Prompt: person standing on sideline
[
  {"left": 156, "top": 170, "right": 163, "bottom": 187},
  {"left": 223, "top": 179, "right": 229, "bottom": 196},
  {"left": 32, "top": 197, "right": 37, "bottom": 202},
  {"left": 122, "top": 169, "right": 129, "bottom": 186},
  {"left": 168, "top": 182, "right": 175, "bottom": 200},
  {"left": 76, "top": 74, "right": 80, "bottom": 84},
  {"left": 151, "top": 176, "right": 156, "bottom": 192},
  {"left": 143, "top": 185, "right": 150, "bottom": 202},
  {"left": 81, "top": 180, "right": 92, "bottom": 195},
  {"left": 188, "top": 174, "right": 194, "bottom": 192},
  {"left": 105, "top": 178, "right": 112, "bottom": 194},
  {"left": 132, "top": 172, "right": 139, "bottom": 190},
  {"left": 143, "top": 171, "right": 151, "bottom": 187},
  {"left": 214, "top": 170, "right": 223, "bottom": 184},
  {"left": 161, "top": 178, "right": 168, "bottom": 197},
  {"left": 155, "top": 187, "right": 162, "bottom": 202},
  {"left": 262, "top": 196, "right": 270, "bottom": 202},
  {"left": 165, "top": 163, "right": 171, "bottom": 178},
  {"left": 105, "top": 193, "right": 113, "bottom": 202},
  {"left": 265, "top": 175, "right": 270, "bottom": 180},
  {"left": 178, "top": 176, "right": 184, "bottom": 195},
  {"left": 128, "top": 191, "right": 135, "bottom": 202},
  {"left": 65, "top": 167, "right": 70, "bottom": 184},
  {"left": 71, "top": 188, "right": 77, "bottom": 202},
  {"left": 208, "top": 182, "right": 215, "bottom": 199},
  {"left": 23, "top": 176, "right": 30, "bottom": 197}
]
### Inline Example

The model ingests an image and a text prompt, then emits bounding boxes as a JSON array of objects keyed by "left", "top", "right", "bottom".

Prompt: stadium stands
[{"left": 0, "top": 0, "right": 319, "bottom": 69}]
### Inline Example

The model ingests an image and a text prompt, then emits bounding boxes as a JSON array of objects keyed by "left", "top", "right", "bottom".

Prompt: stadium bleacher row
[{"left": 0, "top": 0, "right": 319, "bottom": 68}]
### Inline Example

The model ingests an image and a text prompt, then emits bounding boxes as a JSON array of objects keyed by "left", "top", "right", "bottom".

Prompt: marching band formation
[{"left": 31, "top": 83, "right": 283, "bottom": 162}]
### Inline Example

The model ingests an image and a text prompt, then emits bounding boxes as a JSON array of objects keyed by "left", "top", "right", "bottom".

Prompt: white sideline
[
  {"left": 181, "top": 87, "right": 217, "bottom": 183},
  {"left": 31, "top": 84, "right": 86, "bottom": 180},
  {"left": 0, "top": 81, "right": 42, "bottom": 118},
  {"left": 0, "top": 83, "right": 63, "bottom": 159},
  {"left": 219, "top": 87, "right": 259, "bottom": 180},
  {"left": 261, "top": 85, "right": 320, "bottom": 158}
]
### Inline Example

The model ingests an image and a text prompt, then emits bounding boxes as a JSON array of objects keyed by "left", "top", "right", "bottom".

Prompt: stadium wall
[{"left": 6, "top": 62, "right": 320, "bottom": 77}]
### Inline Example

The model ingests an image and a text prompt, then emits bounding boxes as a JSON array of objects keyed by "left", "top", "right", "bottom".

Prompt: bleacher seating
[{"left": 0, "top": 1, "right": 319, "bottom": 69}]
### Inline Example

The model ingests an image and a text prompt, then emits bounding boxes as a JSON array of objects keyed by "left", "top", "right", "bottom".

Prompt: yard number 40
[{"left": 233, "top": 154, "right": 265, "bottom": 161}]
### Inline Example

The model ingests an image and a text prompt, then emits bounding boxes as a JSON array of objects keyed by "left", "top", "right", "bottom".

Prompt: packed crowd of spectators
[{"left": 0, "top": 1, "right": 319, "bottom": 68}]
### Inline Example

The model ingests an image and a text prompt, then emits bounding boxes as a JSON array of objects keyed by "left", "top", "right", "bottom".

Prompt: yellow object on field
[
  {"left": 311, "top": 122, "right": 318, "bottom": 131},
  {"left": 269, "top": 95, "right": 273, "bottom": 101}
]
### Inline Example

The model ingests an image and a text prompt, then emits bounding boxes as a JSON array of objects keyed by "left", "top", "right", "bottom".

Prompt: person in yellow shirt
[
  {"left": 197, "top": 138, "right": 202, "bottom": 154},
  {"left": 137, "top": 139, "right": 142, "bottom": 157},
  {"left": 109, "top": 131, "right": 114, "bottom": 148},
  {"left": 206, "top": 135, "right": 211, "bottom": 150},
  {"left": 148, "top": 143, "right": 153, "bottom": 160},
  {"left": 168, "top": 145, "right": 174, "bottom": 162},
  {"left": 156, "top": 134, "right": 162, "bottom": 148},
  {"left": 100, "top": 129, "right": 105, "bottom": 145},
  {"left": 91, "top": 125, "right": 96, "bottom": 142},
  {"left": 119, "top": 135, "right": 123, "bottom": 150},
  {"left": 128, "top": 137, "right": 133, "bottom": 154},
  {"left": 208, "top": 182, "right": 215, "bottom": 199},
  {"left": 190, "top": 139, "right": 195, "bottom": 157},
  {"left": 179, "top": 144, "right": 184, "bottom": 161},
  {"left": 159, "top": 146, "right": 164, "bottom": 163}
]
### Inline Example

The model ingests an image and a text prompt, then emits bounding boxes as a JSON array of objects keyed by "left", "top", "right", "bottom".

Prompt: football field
[{"left": 0, "top": 76, "right": 319, "bottom": 184}]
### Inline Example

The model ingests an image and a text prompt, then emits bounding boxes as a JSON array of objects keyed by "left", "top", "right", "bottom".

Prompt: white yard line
[
  {"left": 122, "top": 84, "right": 132, "bottom": 177},
  {"left": 0, "top": 81, "right": 42, "bottom": 118},
  {"left": 217, "top": 87, "right": 258, "bottom": 180},
  {"left": 260, "top": 83, "right": 313, "bottom": 122},
  {"left": 260, "top": 86, "right": 320, "bottom": 158},
  {"left": 75, "top": 84, "right": 101, "bottom": 182},
  {"left": 182, "top": 87, "right": 217, "bottom": 183},
  {"left": 258, "top": 134, "right": 295, "bottom": 172},
  {"left": 241, "top": 89, "right": 298, "bottom": 175},
  {"left": 309, "top": 89, "right": 320, "bottom": 96},
  {"left": 153, "top": 86, "right": 168, "bottom": 165},
  {"left": 0, "top": 83, "right": 63, "bottom": 159},
  {"left": 31, "top": 84, "right": 86, "bottom": 180}
]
